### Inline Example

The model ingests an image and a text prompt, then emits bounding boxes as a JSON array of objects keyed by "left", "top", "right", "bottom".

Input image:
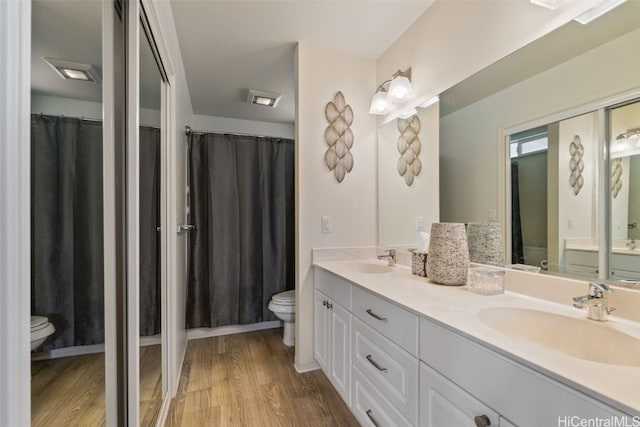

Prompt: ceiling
[
  {"left": 439, "top": 0, "right": 640, "bottom": 117},
  {"left": 170, "top": 0, "right": 434, "bottom": 124}
]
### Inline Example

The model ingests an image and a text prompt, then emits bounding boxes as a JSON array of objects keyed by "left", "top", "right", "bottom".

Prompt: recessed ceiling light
[
  {"left": 43, "top": 57, "right": 101, "bottom": 83},
  {"left": 247, "top": 89, "right": 282, "bottom": 108}
]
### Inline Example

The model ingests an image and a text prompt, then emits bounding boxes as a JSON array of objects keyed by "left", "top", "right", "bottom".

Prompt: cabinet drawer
[
  {"left": 353, "top": 317, "right": 418, "bottom": 424},
  {"left": 419, "top": 318, "right": 626, "bottom": 426},
  {"left": 352, "top": 366, "right": 413, "bottom": 427},
  {"left": 420, "top": 362, "right": 499, "bottom": 427},
  {"left": 352, "top": 286, "right": 418, "bottom": 356},
  {"left": 315, "top": 268, "right": 352, "bottom": 309}
]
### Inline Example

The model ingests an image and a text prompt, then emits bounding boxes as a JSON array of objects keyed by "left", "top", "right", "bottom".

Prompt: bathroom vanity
[{"left": 313, "top": 256, "right": 640, "bottom": 426}]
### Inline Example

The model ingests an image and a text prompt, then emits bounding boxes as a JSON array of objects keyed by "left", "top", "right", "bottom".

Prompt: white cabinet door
[
  {"left": 314, "top": 290, "right": 330, "bottom": 374},
  {"left": 329, "top": 299, "right": 351, "bottom": 405},
  {"left": 314, "top": 289, "right": 351, "bottom": 407},
  {"left": 420, "top": 362, "right": 499, "bottom": 427}
]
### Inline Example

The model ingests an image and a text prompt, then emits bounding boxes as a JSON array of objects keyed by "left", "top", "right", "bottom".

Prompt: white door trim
[{"left": 0, "top": 0, "right": 31, "bottom": 426}]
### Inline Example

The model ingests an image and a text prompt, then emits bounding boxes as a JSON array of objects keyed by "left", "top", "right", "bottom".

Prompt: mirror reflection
[
  {"left": 439, "top": 0, "right": 640, "bottom": 286},
  {"left": 30, "top": 1, "right": 106, "bottom": 425},
  {"left": 608, "top": 100, "right": 640, "bottom": 284},
  {"left": 139, "top": 18, "right": 164, "bottom": 426},
  {"left": 378, "top": 103, "right": 439, "bottom": 247}
]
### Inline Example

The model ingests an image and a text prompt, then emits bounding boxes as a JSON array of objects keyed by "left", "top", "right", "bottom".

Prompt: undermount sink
[
  {"left": 478, "top": 307, "right": 640, "bottom": 367},
  {"left": 345, "top": 261, "right": 393, "bottom": 275}
]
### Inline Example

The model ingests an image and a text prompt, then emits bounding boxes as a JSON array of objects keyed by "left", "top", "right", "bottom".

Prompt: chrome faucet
[
  {"left": 626, "top": 239, "right": 637, "bottom": 250},
  {"left": 573, "top": 282, "right": 615, "bottom": 322},
  {"left": 377, "top": 249, "right": 396, "bottom": 266}
]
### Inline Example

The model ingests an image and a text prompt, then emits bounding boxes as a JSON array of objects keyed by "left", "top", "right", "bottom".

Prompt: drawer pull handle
[
  {"left": 474, "top": 414, "right": 491, "bottom": 427},
  {"left": 366, "top": 354, "right": 387, "bottom": 372},
  {"left": 366, "top": 409, "right": 381, "bottom": 427},
  {"left": 366, "top": 309, "right": 387, "bottom": 321},
  {"left": 327, "top": 302, "right": 333, "bottom": 309}
]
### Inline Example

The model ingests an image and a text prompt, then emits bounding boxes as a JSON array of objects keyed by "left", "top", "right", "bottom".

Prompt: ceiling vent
[
  {"left": 247, "top": 89, "right": 282, "bottom": 108},
  {"left": 43, "top": 57, "right": 101, "bottom": 83}
]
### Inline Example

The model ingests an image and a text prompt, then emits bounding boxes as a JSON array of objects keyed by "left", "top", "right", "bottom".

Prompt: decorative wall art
[
  {"left": 396, "top": 116, "right": 422, "bottom": 186},
  {"left": 611, "top": 158, "right": 623, "bottom": 199},
  {"left": 324, "top": 91, "right": 354, "bottom": 183},
  {"left": 569, "top": 135, "right": 585, "bottom": 195}
]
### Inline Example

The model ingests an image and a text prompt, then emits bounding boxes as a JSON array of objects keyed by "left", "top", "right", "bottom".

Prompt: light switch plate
[
  {"left": 416, "top": 216, "right": 425, "bottom": 231},
  {"left": 322, "top": 216, "right": 332, "bottom": 233},
  {"left": 488, "top": 209, "right": 497, "bottom": 221}
]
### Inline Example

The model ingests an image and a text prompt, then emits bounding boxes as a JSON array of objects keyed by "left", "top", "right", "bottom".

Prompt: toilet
[
  {"left": 268, "top": 290, "right": 295, "bottom": 346},
  {"left": 31, "top": 316, "right": 55, "bottom": 351}
]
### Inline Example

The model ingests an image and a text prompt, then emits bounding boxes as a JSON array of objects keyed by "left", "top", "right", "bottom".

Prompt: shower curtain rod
[
  {"left": 184, "top": 125, "right": 290, "bottom": 141},
  {"left": 36, "top": 113, "right": 161, "bottom": 129}
]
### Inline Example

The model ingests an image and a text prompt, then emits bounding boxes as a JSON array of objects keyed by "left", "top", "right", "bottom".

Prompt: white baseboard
[
  {"left": 31, "top": 335, "right": 162, "bottom": 361},
  {"left": 294, "top": 360, "right": 320, "bottom": 373},
  {"left": 31, "top": 343, "right": 105, "bottom": 361},
  {"left": 186, "top": 320, "right": 282, "bottom": 341}
]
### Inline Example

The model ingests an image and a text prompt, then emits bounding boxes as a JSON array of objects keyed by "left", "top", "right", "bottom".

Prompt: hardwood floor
[
  {"left": 31, "top": 344, "right": 163, "bottom": 427},
  {"left": 31, "top": 353, "right": 106, "bottom": 427},
  {"left": 166, "top": 328, "right": 359, "bottom": 427}
]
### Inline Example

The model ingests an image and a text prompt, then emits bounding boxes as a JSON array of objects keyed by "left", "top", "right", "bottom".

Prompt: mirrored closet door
[{"left": 30, "top": 1, "right": 107, "bottom": 425}]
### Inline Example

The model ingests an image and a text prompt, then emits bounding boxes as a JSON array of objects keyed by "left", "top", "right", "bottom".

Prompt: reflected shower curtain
[
  {"left": 31, "top": 115, "right": 105, "bottom": 348},
  {"left": 31, "top": 114, "right": 161, "bottom": 349},
  {"left": 511, "top": 161, "right": 525, "bottom": 264},
  {"left": 186, "top": 133, "right": 295, "bottom": 329}
]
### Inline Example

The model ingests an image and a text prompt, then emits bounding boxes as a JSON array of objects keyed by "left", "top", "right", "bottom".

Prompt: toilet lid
[
  {"left": 31, "top": 316, "right": 48, "bottom": 330},
  {"left": 272, "top": 290, "right": 295, "bottom": 304}
]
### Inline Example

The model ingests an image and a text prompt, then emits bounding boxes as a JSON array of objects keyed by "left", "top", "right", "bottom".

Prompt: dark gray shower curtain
[
  {"left": 139, "top": 126, "right": 161, "bottom": 336},
  {"left": 186, "top": 133, "right": 295, "bottom": 329},
  {"left": 31, "top": 115, "right": 105, "bottom": 348},
  {"left": 511, "top": 161, "right": 525, "bottom": 264},
  {"left": 31, "top": 114, "right": 161, "bottom": 349}
]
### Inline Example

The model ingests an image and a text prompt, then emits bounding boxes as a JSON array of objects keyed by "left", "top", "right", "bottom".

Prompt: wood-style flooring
[
  {"left": 31, "top": 344, "right": 163, "bottom": 427},
  {"left": 166, "top": 328, "right": 359, "bottom": 427}
]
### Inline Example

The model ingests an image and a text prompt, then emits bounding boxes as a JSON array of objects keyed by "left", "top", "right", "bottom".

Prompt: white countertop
[{"left": 313, "top": 258, "right": 640, "bottom": 416}]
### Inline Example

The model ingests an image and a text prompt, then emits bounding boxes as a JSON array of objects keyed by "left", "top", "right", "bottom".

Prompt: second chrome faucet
[{"left": 573, "top": 282, "right": 616, "bottom": 321}]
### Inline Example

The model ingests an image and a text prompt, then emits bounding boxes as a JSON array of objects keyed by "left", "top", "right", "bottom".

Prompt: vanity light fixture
[
  {"left": 574, "top": 0, "right": 626, "bottom": 24},
  {"left": 529, "top": 0, "right": 569, "bottom": 9},
  {"left": 369, "top": 68, "right": 415, "bottom": 115},
  {"left": 247, "top": 89, "right": 282, "bottom": 108},
  {"left": 43, "top": 57, "right": 101, "bottom": 83},
  {"left": 611, "top": 128, "right": 640, "bottom": 158}
]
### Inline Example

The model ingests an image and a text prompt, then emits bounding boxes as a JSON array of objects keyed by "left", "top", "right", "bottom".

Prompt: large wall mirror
[
  {"left": 440, "top": 1, "right": 640, "bottom": 287},
  {"left": 378, "top": 103, "right": 440, "bottom": 247},
  {"left": 30, "top": 1, "right": 107, "bottom": 424}
]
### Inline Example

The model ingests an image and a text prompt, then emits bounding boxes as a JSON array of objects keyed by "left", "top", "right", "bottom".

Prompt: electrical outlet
[
  {"left": 416, "top": 216, "right": 425, "bottom": 231},
  {"left": 488, "top": 209, "right": 497, "bottom": 221},
  {"left": 322, "top": 216, "right": 332, "bottom": 233}
]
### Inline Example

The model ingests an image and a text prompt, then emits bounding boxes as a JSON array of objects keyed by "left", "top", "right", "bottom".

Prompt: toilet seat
[
  {"left": 31, "top": 316, "right": 49, "bottom": 331},
  {"left": 271, "top": 290, "right": 295, "bottom": 305}
]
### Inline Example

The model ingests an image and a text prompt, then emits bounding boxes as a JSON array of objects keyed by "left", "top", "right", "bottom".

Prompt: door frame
[{"left": 0, "top": 0, "right": 31, "bottom": 426}]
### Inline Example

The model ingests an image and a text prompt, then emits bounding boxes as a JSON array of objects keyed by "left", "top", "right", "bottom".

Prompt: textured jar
[
  {"left": 426, "top": 223, "right": 470, "bottom": 286},
  {"left": 467, "top": 222, "right": 504, "bottom": 264}
]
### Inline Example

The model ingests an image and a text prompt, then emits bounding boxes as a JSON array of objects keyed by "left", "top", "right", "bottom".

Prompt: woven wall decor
[
  {"left": 569, "top": 135, "right": 585, "bottom": 196},
  {"left": 611, "top": 158, "right": 623, "bottom": 199},
  {"left": 397, "top": 116, "right": 422, "bottom": 186},
  {"left": 324, "top": 92, "right": 354, "bottom": 183}
]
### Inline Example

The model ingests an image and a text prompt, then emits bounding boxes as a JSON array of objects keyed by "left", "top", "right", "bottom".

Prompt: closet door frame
[
  {"left": 0, "top": 0, "right": 31, "bottom": 425},
  {"left": 127, "top": 0, "right": 176, "bottom": 424}
]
